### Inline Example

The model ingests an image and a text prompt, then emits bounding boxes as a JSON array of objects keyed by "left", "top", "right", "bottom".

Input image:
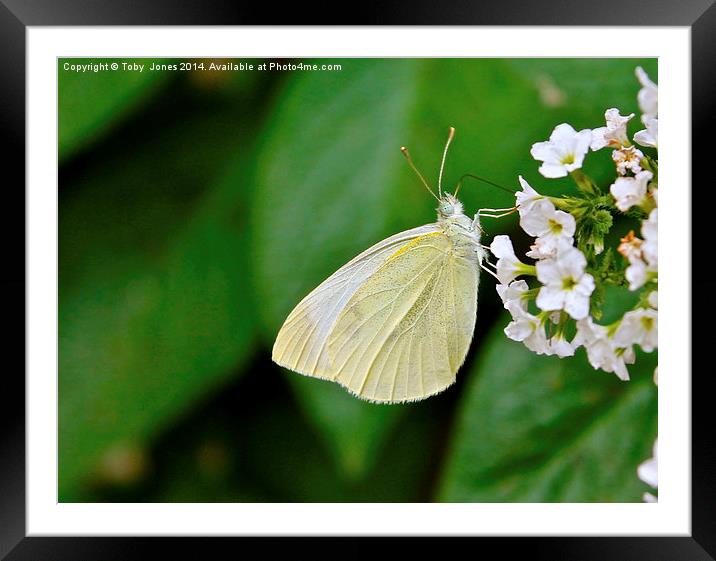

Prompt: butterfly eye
[{"left": 441, "top": 203, "right": 454, "bottom": 215}]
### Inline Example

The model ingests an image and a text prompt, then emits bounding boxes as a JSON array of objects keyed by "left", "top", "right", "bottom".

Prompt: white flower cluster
[
  {"left": 601, "top": 70, "right": 658, "bottom": 222},
  {"left": 618, "top": 202, "right": 658, "bottom": 290},
  {"left": 492, "top": 179, "right": 656, "bottom": 377},
  {"left": 491, "top": 176, "right": 592, "bottom": 358},
  {"left": 502, "top": 66, "right": 660, "bottom": 502},
  {"left": 493, "top": 67, "right": 659, "bottom": 382},
  {"left": 612, "top": 69, "right": 658, "bottom": 293}
]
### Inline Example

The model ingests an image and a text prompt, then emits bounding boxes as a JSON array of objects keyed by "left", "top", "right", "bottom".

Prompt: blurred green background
[{"left": 58, "top": 57, "right": 657, "bottom": 502}]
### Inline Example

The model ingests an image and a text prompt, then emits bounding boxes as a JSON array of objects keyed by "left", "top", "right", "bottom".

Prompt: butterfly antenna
[
  {"left": 400, "top": 146, "right": 439, "bottom": 201},
  {"left": 438, "top": 126, "right": 455, "bottom": 198},
  {"left": 454, "top": 173, "right": 514, "bottom": 197}
]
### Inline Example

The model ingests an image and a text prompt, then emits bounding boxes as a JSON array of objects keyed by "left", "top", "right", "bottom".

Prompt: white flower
[
  {"left": 496, "top": 279, "right": 530, "bottom": 313},
  {"left": 614, "top": 348, "right": 637, "bottom": 381},
  {"left": 642, "top": 209, "right": 658, "bottom": 267},
  {"left": 547, "top": 333, "right": 576, "bottom": 357},
  {"left": 535, "top": 246, "right": 595, "bottom": 320},
  {"left": 610, "top": 170, "right": 653, "bottom": 212},
  {"left": 572, "top": 315, "right": 606, "bottom": 348},
  {"left": 574, "top": 317, "right": 634, "bottom": 380},
  {"left": 515, "top": 176, "right": 547, "bottom": 217},
  {"left": 634, "top": 117, "right": 658, "bottom": 149},
  {"left": 525, "top": 239, "right": 552, "bottom": 260},
  {"left": 638, "top": 439, "right": 658, "bottom": 491},
  {"left": 504, "top": 306, "right": 550, "bottom": 355},
  {"left": 635, "top": 67, "right": 658, "bottom": 123},
  {"left": 618, "top": 230, "right": 655, "bottom": 291},
  {"left": 490, "top": 235, "right": 532, "bottom": 285},
  {"left": 625, "top": 259, "right": 649, "bottom": 291},
  {"left": 648, "top": 290, "right": 658, "bottom": 309},
  {"left": 520, "top": 199, "right": 576, "bottom": 254},
  {"left": 617, "top": 231, "right": 643, "bottom": 262},
  {"left": 590, "top": 108, "right": 634, "bottom": 150},
  {"left": 531, "top": 123, "right": 592, "bottom": 178},
  {"left": 517, "top": 190, "right": 577, "bottom": 260},
  {"left": 612, "top": 145, "right": 644, "bottom": 175},
  {"left": 525, "top": 236, "right": 574, "bottom": 260},
  {"left": 613, "top": 308, "right": 658, "bottom": 352}
]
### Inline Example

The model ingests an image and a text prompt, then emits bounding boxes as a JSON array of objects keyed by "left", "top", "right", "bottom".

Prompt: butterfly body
[
  {"left": 272, "top": 193, "right": 485, "bottom": 404},
  {"left": 436, "top": 193, "right": 485, "bottom": 263}
]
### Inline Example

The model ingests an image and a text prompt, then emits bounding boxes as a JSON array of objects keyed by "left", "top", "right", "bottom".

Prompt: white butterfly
[{"left": 272, "top": 128, "right": 512, "bottom": 403}]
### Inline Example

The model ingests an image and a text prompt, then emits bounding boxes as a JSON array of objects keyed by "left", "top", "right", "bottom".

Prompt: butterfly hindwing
[
  {"left": 327, "top": 231, "right": 479, "bottom": 403},
  {"left": 271, "top": 224, "right": 442, "bottom": 379}
]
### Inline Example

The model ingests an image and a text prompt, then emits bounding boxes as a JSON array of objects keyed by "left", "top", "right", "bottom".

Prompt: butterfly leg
[
  {"left": 477, "top": 207, "right": 517, "bottom": 219},
  {"left": 481, "top": 255, "right": 497, "bottom": 270},
  {"left": 479, "top": 206, "right": 516, "bottom": 213},
  {"left": 477, "top": 251, "right": 502, "bottom": 282},
  {"left": 479, "top": 260, "right": 501, "bottom": 282}
]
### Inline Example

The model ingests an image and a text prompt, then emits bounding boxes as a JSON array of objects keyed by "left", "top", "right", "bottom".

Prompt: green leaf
[
  {"left": 251, "top": 58, "right": 570, "bottom": 479},
  {"left": 507, "top": 58, "right": 657, "bottom": 117},
  {"left": 146, "top": 365, "right": 445, "bottom": 502},
  {"left": 59, "top": 58, "right": 169, "bottom": 161},
  {"left": 59, "top": 87, "right": 262, "bottom": 500},
  {"left": 148, "top": 372, "right": 346, "bottom": 503},
  {"left": 286, "top": 374, "right": 404, "bottom": 480},
  {"left": 438, "top": 314, "right": 657, "bottom": 502}
]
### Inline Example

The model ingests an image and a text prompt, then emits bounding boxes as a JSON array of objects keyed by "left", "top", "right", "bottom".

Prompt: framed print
[{"left": 2, "top": 0, "right": 713, "bottom": 558}]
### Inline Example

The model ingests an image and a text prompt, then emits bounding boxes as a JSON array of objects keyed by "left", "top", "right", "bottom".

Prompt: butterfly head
[{"left": 437, "top": 193, "right": 464, "bottom": 219}]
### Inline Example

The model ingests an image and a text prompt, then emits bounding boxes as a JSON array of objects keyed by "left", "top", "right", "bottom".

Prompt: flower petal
[
  {"left": 530, "top": 141, "right": 559, "bottom": 163},
  {"left": 504, "top": 318, "right": 533, "bottom": 342},
  {"left": 549, "top": 123, "right": 578, "bottom": 144},
  {"left": 536, "top": 284, "right": 565, "bottom": 311},
  {"left": 538, "top": 163, "right": 569, "bottom": 178},
  {"left": 519, "top": 198, "right": 555, "bottom": 236},
  {"left": 535, "top": 258, "right": 562, "bottom": 284},
  {"left": 564, "top": 289, "right": 590, "bottom": 320},
  {"left": 490, "top": 235, "right": 516, "bottom": 259},
  {"left": 590, "top": 127, "right": 608, "bottom": 151}
]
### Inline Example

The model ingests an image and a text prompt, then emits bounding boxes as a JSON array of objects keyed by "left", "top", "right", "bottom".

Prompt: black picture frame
[{"left": 2, "top": 1, "right": 711, "bottom": 558}]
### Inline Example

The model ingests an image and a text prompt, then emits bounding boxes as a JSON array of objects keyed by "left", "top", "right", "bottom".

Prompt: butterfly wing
[
  {"left": 272, "top": 224, "right": 441, "bottom": 379},
  {"left": 327, "top": 231, "right": 480, "bottom": 403}
]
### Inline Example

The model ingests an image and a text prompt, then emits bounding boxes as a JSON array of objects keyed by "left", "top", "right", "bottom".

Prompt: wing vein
[{"left": 330, "top": 250, "right": 444, "bottom": 361}]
